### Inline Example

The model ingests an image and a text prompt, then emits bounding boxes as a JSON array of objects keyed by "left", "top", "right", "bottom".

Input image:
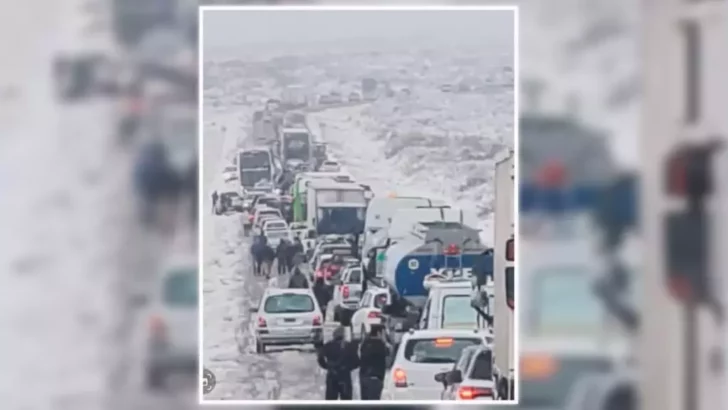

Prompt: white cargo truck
[{"left": 493, "top": 151, "right": 515, "bottom": 400}]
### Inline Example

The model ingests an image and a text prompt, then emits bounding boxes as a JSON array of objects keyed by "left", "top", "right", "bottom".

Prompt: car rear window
[
  {"left": 260, "top": 211, "right": 280, "bottom": 218},
  {"left": 441, "top": 295, "right": 479, "bottom": 329},
  {"left": 403, "top": 337, "right": 481, "bottom": 364},
  {"left": 373, "top": 293, "right": 388, "bottom": 308},
  {"left": 347, "top": 268, "right": 362, "bottom": 283},
  {"left": 469, "top": 350, "right": 493, "bottom": 380},
  {"left": 264, "top": 294, "right": 315, "bottom": 314},
  {"left": 163, "top": 268, "right": 197, "bottom": 306},
  {"left": 267, "top": 230, "right": 289, "bottom": 240}
]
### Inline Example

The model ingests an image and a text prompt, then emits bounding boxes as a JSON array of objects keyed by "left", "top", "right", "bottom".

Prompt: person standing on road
[
  {"left": 276, "top": 239, "right": 289, "bottom": 275},
  {"left": 261, "top": 243, "right": 276, "bottom": 279},
  {"left": 313, "top": 277, "right": 331, "bottom": 322},
  {"left": 211, "top": 190, "right": 219, "bottom": 214},
  {"left": 317, "top": 326, "right": 359, "bottom": 400},
  {"left": 288, "top": 265, "right": 309, "bottom": 289},
  {"left": 288, "top": 237, "right": 304, "bottom": 270},
  {"left": 358, "top": 324, "right": 388, "bottom": 400}
]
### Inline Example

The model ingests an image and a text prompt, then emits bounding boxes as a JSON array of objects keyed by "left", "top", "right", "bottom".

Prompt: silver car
[
  {"left": 145, "top": 257, "right": 198, "bottom": 389},
  {"left": 250, "top": 288, "right": 324, "bottom": 353}
]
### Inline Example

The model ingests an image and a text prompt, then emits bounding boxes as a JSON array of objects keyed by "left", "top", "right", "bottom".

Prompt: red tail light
[
  {"left": 506, "top": 238, "right": 514, "bottom": 261},
  {"left": 315, "top": 270, "right": 324, "bottom": 278},
  {"left": 342, "top": 285, "right": 350, "bottom": 298},
  {"left": 367, "top": 311, "right": 381, "bottom": 319},
  {"left": 458, "top": 386, "right": 493, "bottom": 400},
  {"left": 393, "top": 368, "right": 408, "bottom": 388},
  {"left": 257, "top": 317, "right": 267, "bottom": 327},
  {"left": 312, "top": 315, "right": 321, "bottom": 326}
]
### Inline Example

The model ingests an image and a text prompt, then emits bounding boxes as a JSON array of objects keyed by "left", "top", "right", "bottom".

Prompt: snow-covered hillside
[{"left": 205, "top": 45, "right": 514, "bottom": 244}]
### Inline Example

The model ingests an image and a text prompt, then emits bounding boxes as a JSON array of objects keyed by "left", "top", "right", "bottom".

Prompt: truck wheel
[{"left": 497, "top": 377, "right": 509, "bottom": 400}]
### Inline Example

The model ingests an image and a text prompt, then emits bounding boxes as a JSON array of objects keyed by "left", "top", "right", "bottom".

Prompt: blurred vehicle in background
[
  {"left": 517, "top": 110, "right": 627, "bottom": 409},
  {"left": 144, "top": 253, "right": 198, "bottom": 389}
]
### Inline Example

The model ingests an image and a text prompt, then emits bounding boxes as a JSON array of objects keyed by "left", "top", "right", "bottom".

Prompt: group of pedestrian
[
  {"left": 134, "top": 139, "right": 198, "bottom": 231},
  {"left": 251, "top": 232, "right": 306, "bottom": 279},
  {"left": 317, "top": 324, "right": 389, "bottom": 400}
]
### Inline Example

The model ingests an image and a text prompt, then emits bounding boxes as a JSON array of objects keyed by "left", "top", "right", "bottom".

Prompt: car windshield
[
  {"left": 260, "top": 211, "right": 280, "bottom": 219},
  {"left": 163, "top": 268, "right": 197, "bottom": 307},
  {"left": 404, "top": 337, "right": 481, "bottom": 364},
  {"left": 264, "top": 294, "right": 315, "bottom": 313},
  {"left": 441, "top": 295, "right": 479, "bottom": 329},
  {"left": 528, "top": 267, "right": 605, "bottom": 337}
]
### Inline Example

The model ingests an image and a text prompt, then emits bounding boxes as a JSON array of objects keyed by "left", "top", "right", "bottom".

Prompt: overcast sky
[{"left": 202, "top": 9, "right": 515, "bottom": 55}]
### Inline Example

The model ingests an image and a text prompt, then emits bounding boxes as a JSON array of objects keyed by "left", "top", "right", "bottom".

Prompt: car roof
[
  {"left": 264, "top": 287, "right": 314, "bottom": 297},
  {"left": 264, "top": 219, "right": 287, "bottom": 224},
  {"left": 282, "top": 127, "right": 309, "bottom": 133},
  {"left": 257, "top": 206, "right": 280, "bottom": 213},
  {"left": 403, "top": 329, "right": 487, "bottom": 341},
  {"left": 429, "top": 280, "right": 473, "bottom": 290}
]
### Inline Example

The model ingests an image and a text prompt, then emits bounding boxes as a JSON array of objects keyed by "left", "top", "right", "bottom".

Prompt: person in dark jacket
[
  {"left": 312, "top": 277, "right": 331, "bottom": 321},
  {"left": 251, "top": 234, "right": 268, "bottom": 276},
  {"left": 276, "top": 239, "right": 289, "bottom": 275},
  {"left": 317, "top": 326, "right": 359, "bottom": 400},
  {"left": 250, "top": 240, "right": 262, "bottom": 276},
  {"left": 288, "top": 266, "right": 309, "bottom": 289},
  {"left": 288, "top": 237, "right": 304, "bottom": 270},
  {"left": 358, "top": 324, "right": 388, "bottom": 400},
  {"left": 211, "top": 190, "right": 219, "bottom": 214},
  {"left": 261, "top": 244, "right": 276, "bottom": 278}
]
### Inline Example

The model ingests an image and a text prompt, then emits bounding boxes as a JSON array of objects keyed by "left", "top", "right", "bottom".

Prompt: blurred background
[{"left": 1, "top": 0, "right": 724, "bottom": 409}]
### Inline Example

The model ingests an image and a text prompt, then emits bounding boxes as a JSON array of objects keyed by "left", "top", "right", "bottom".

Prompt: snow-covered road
[{"left": 202, "top": 107, "right": 339, "bottom": 401}]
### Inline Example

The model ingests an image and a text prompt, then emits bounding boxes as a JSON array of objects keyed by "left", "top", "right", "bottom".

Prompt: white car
[
  {"left": 436, "top": 345, "right": 495, "bottom": 400},
  {"left": 331, "top": 263, "right": 365, "bottom": 325},
  {"left": 253, "top": 207, "right": 283, "bottom": 229},
  {"left": 318, "top": 160, "right": 341, "bottom": 172},
  {"left": 261, "top": 218, "right": 288, "bottom": 232},
  {"left": 222, "top": 165, "right": 237, "bottom": 182},
  {"left": 310, "top": 241, "right": 354, "bottom": 269},
  {"left": 381, "top": 329, "right": 492, "bottom": 400},
  {"left": 264, "top": 227, "right": 293, "bottom": 249},
  {"left": 250, "top": 288, "right": 324, "bottom": 353},
  {"left": 145, "top": 255, "right": 198, "bottom": 389},
  {"left": 350, "top": 287, "right": 390, "bottom": 340}
]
